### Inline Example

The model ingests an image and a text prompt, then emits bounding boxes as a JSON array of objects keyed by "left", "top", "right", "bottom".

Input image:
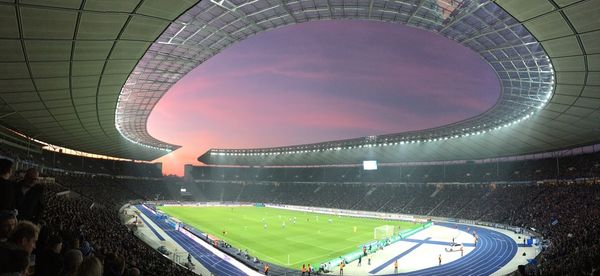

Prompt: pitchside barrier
[
  {"left": 165, "top": 216, "right": 181, "bottom": 230},
  {"left": 266, "top": 204, "right": 422, "bottom": 222}
]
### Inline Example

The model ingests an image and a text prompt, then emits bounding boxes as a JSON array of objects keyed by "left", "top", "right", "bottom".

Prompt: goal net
[{"left": 374, "top": 225, "right": 396, "bottom": 240}]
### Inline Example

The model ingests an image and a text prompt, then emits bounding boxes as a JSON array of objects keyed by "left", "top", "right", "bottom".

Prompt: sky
[{"left": 147, "top": 21, "right": 500, "bottom": 176}]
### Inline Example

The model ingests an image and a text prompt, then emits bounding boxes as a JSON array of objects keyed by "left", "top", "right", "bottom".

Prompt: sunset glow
[{"left": 147, "top": 21, "right": 499, "bottom": 176}]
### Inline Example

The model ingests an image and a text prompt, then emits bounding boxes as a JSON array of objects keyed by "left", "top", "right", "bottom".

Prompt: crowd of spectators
[
  {"left": 191, "top": 150, "right": 600, "bottom": 183},
  {"left": 0, "top": 158, "right": 195, "bottom": 276},
  {"left": 39, "top": 180, "right": 195, "bottom": 276},
  {"left": 508, "top": 183, "right": 600, "bottom": 275},
  {"left": 52, "top": 175, "right": 180, "bottom": 207},
  {"left": 0, "top": 144, "right": 162, "bottom": 178}
]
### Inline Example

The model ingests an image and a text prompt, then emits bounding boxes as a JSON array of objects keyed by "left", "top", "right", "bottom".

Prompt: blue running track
[
  {"left": 136, "top": 213, "right": 165, "bottom": 241},
  {"left": 135, "top": 205, "right": 249, "bottom": 275},
  {"left": 381, "top": 222, "right": 518, "bottom": 276}
]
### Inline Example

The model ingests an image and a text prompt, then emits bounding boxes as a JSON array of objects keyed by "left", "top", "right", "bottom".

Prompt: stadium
[{"left": 0, "top": 0, "right": 599, "bottom": 275}]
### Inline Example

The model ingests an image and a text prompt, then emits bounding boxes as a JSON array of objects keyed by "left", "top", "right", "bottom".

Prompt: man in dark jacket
[
  {"left": 0, "top": 210, "right": 17, "bottom": 242},
  {"left": 0, "top": 158, "right": 15, "bottom": 211},
  {"left": 36, "top": 235, "right": 64, "bottom": 276},
  {"left": 15, "top": 168, "right": 44, "bottom": 223}
]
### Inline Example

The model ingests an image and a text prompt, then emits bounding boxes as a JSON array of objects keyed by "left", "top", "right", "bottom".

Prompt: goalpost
[{"left": 374, "top": 225, "right": 396, "bottom": 240}]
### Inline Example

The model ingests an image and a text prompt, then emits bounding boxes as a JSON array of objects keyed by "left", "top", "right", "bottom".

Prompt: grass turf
[{"left": 158, "top": 206, "right": 423, "bottom": 269}]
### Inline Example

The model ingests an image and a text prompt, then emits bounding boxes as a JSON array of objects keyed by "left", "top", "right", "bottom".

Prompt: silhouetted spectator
[
  {"left": 0, "top": 221, "right": 36, "bottom": 276},
  {"left": 76, "top": 256, "right": 103, "bottom": 276},
  {"left": 104, "top": 253, "right": 126, "bottom": 276},
  {"left": 0, "top": 210, "right": 17, "bottom": 242},
  {"left": 15, "top": 168, "right": 44, "bottom": 223},
  {"left": 0, "top": 246, "right": 29, "bottom": 275},
  {"left": 0, "top": 158, "right": 15, "bottom": 211},
  {"left": 7, "top": 220, "right": 39, "bottom": 254},
  {"left": 124, "top": 267, "right": 141, "bottom": 276},
  {"left": 79, "top": 241, "right": 93, "bottom": 257},
  {"left": 58, "top": 249, "right": 83, "bottom": 276},
  {"left": 36, "top": 235, "right": 63, "bottom": 276}
]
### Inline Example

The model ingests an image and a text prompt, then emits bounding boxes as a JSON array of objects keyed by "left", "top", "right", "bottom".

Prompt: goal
[{"left": 374, "top": 225, "right": 396, "bottom": 240}]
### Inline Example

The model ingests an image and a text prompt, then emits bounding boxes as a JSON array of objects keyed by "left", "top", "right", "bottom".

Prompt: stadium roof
[{"left": 0, "top": 0, "right": 598, "bottom": 163}]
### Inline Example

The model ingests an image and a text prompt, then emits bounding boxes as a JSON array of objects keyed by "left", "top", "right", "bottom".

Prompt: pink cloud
[{"left": 148, "top": 21, "right": 499, "bottom": 176}]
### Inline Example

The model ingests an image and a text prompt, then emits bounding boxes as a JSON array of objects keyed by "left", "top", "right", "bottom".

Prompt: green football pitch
[{"left": 158, "top": 206, "right": 423, "bottom": 269}]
